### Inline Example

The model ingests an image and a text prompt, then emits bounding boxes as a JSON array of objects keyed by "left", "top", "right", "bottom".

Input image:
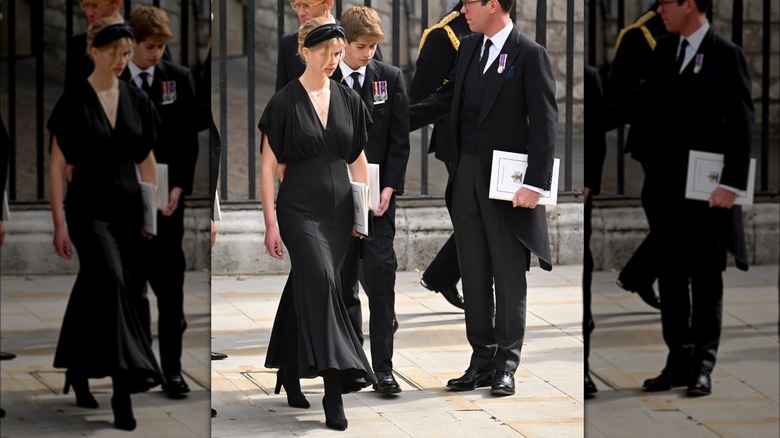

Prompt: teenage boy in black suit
[
  {"left": 123, "top": 5, "right": 199, "bottom": 398},
  {"left": 409, "top": 1, "right": 471, "bottom": 310},
  {"left": 334, "top": 5, "right": 410, "bottom": 394},
  {"left": 627, "top": 0, "right": 753, "bottom": 397},
  {"left": 410, "top": 0, "right": 557, "bottom": 396}
]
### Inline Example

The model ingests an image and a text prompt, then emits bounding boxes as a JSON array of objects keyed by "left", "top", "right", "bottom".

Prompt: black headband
[
  {"left": 92, "top": 23, "right": 134, "bottom": 48},
  {"left": 303, "top": 23, "right": 345, "bottom": 48}
]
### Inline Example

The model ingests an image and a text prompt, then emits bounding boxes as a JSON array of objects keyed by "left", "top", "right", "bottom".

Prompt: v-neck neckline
[
  {"left": 299, "top": 79, "right": 331, "bottom": 130},
  {"left": 88, "top": 80, "right": 121, "bottom": 132}
]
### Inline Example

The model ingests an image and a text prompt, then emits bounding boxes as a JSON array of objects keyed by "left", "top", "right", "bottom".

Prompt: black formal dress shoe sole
[
  {"left": 0, "top": 351, "right": 17, "bottom": 361},
  {"left": 162, "top": 373, "right": 191, "bottom": 397},
  {"left": 490, "top": 372, "right": 515, "bottom": 396},
  {"left": 642, "top": 372, "right": 688, "bottom": 392},
  {"left": 373, "top": 372, "right": 402, "bottom": 394},
  {"left": 616, "top": 279, "right": 661, "bottom": 310},
  {"left": 420, "top": 278, "right": 465, "bottom": 310},
  {"left": 447, "top": 369, "right": 495, "bottom": 391},
  {"left": 211, "top": 352, "right": 228, "bottom": 360},
  {"left": 686, "top": 374, "right": 712, "bottom": 397}
]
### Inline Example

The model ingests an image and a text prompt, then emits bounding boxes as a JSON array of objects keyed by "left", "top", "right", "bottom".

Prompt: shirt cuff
[
  {"left": 523, "top": 184, "right": 544, "bottom": 194},
  {"left": 717, "top": 184, "right": 740, "bottom": 194}
]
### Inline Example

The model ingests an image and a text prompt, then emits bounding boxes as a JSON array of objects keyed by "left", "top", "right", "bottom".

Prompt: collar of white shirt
[
  {"left": 339, "top": 62, "right": 367, "bottom": 88},
  {"left": 128, "top": 61, "right": 155, "bottom": 88}
]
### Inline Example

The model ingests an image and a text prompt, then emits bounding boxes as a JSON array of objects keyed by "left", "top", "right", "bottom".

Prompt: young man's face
[
  {"left": 133, "top": 37, "right": 167, "bottom": 69},
  {"left": 342, "top": 37, "right": 378, "bottom": 69}
]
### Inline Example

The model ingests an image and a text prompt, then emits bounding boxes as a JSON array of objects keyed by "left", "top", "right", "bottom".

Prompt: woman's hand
[
  {"left": 53, "top": 224, "right": 72, "bottom": 259},
  {"left": 265, "top": 224, "right": 284, "bottom": 259}
]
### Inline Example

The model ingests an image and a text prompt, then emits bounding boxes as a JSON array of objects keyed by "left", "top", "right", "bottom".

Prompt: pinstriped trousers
[{"left": 339, "top": 199, "right": 398, "bottom": 373}]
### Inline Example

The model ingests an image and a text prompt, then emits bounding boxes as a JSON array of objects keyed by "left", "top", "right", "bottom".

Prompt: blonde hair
[
  {"left": 297, "top": 16, "right": 345, "bottom": 70},
  {"left": 86, "top": 16, "right": 134, "bottom": 66}
]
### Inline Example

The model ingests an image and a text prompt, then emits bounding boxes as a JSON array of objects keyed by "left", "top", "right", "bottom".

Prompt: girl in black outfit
[
  {"left": 259, "top": 18, "right": 375, "bottom": 431},
  {"left": 48, "top": 16, "right": 162, "bottom": 431}
]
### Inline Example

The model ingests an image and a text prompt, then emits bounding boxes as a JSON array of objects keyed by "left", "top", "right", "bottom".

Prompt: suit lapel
[
  {"left": 680, "top": 27, "right": 714, "bottom": 77},
  {"left": 479, "top": 26, "right": 521, "bottom": 126},
  {"left": 363, "top": 61, "right": 377, "bottom": 113},
  {"left": 452, "top": 34, "right": 482, "bottom": 130}
]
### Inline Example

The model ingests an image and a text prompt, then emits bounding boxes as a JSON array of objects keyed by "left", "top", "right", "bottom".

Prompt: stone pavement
[
  {"left": 211, "top": 268, "right": 585, "bottom": 437},
  {"left": 0, "top": 271, "right": 211, "bottom": 437},
  {"left": 588, "top": 265, "right": 780, "bottom": 438}
]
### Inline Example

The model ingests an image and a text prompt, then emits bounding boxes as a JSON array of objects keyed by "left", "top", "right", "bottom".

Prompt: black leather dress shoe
[
  {"left": 490, "top": 371, "right": 515, "bottom": 396},
  {"left": 0, "top": 351, "right": 16, "bottom": 361},
  {"left": 211, "top": 352, "right": 228, "bottom": 360},
  {"left": 162, "top": 373, "right": 191, "bottom": 397},
  {"left": 642, "top": 369, "right": 688, "bottom": 392},
  {"left": 373, "top": 371, "right": 402, "bottom": 394},
  {"left": 687, "top": 372, "right": 711, "bottom": 397},
  {"left": 447, "top": 367, "right": 495, "bottom": 391},
  {"left": 585, "top": 372, "right": 598, "bottom": 397},
  {"left": 616, "top": 278, "right": 661, "bottom": 310},
  {"left": 420, "top": 278, "right": 465, "bottom": 310}
]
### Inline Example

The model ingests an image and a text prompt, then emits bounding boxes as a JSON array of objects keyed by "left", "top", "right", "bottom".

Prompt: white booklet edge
[
  {"left": 350, "top": 181, "right": 370, "bottom": 237},
  {"left": 368, "top": 163, "right": 380, "bottom": 211},
  {"left": 488, "top": 150, "right": 559, "bottom": 206},
  {"left": 139, "top": 181, "right": 159, "bottom": 235},
  {"left": 2, "top": 190, "right": 10, "bottom": 221},
  {"left": 685, "top": 150, "right": 755, "bottom": 206},
  {"left": 156, "top": 163, "right": 169, "bottom": 210}
]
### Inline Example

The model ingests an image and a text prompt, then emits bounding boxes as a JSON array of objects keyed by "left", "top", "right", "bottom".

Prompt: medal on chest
[{"left": 161, "top": 80, "right": 177, "bottom": 105}]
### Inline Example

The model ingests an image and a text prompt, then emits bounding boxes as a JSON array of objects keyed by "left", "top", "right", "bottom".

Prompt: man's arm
[
  {"left": 409, "top": 29, "right": 456, "bottom": 104},
  {"left": 381, "top": 67, "right": 411, "bottom": 197},
  {"left": 521, "top": 44, "right": 557, "bottom": 191}
]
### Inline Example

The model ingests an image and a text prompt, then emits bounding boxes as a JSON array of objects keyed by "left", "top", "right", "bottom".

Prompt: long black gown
[
  {"left": 259, "top": 79, "right": 376, "bottom": 390},
  {"left": 48, "top": 80, "right": 163, "bottom": 392}
]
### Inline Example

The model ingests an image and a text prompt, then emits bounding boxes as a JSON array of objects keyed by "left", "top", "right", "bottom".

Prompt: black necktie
[
  {"left": 478, "top": 39, "right": 493, "bottom": 76},
  {"left": 139, "top": 71, "right": 152, "bottom": 94},
  {"left": 675, "top": 39, "right": 689, "bottom": 74},
  {"left": 350, "top": 71, "right": 362, "bottom": 95}
]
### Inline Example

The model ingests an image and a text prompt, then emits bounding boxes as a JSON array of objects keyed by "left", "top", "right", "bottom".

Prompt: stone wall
[{"left": 3, "top": 202, "right": 777, "bottom": 276}]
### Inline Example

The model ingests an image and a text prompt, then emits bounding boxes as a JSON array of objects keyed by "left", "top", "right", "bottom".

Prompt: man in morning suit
[
  {"left": 123, "top": 6, "right": 200, "bottom": 398},
  {"left": 335, "top": 6, "right": 410, "bottom": 394},
  {"left": 630, "top": 0, "right": 753, "bottom": 397},
  {"left": 409, "top": 1, "right": 470, "bottom": 310},
  {"left": 275, "top": 0, "right": 381, "bottom": 91},
  {"left": 410, "top": 0, "right": 557, "bottom": 396},
  {"left": 64, "top": 0, "right": 123, "bottom": 93},
  {"left": 606, "top": 1, "right": 667, "bottom": 309}
]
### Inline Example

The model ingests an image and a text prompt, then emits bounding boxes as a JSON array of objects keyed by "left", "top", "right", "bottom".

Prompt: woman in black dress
[
  {"left": 48, "top": 16, "right": 163, "bottom": 431},
  {"left": 259, "top": 18, "right": 375, "bottom": 431}
]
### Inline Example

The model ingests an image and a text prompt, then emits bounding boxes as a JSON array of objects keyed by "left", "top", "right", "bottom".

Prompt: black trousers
[
  {"left": 643, "top": 168, "right": 726, "bottom": 374},
  {"left": 451, "top": 154, "right": 529, "bottom": 374},
  {"left": 422, "top": 162, "right": 461, "bottom": 291},
  {"left": 340, "top": 200, "right": 398, "bottom": 373},
  {"left": 142, "top": 197, "right": 187, "bottom": 375},
  {"left": 619, "top": 163, "right": 660, "bottom": 289}
]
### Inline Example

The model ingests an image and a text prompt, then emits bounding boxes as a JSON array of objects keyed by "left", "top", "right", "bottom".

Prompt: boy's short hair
[
  {"left": 128, "top": 5, "right": 174, "bottom": 43},
  {"left": 339, "top": 6, "right": 384, "bottom": 43}
]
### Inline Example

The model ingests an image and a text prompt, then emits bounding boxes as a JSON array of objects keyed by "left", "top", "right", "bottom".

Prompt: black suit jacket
[
  {"left": 410, "top": 27, "right": 557, "bottom": 269},
  {"left": 275, "top": 25, "right": 383, "bottom": 92},
  {"left": 0, "top": 113, "right": 9, "bottom": 209},
  {"left": 121, "top": 60, "right": 199, "bottom": 195},
  {"left": 332, "top": 60, "right": 410, "bottom": 195},
  {"left": 633, "top": 28, "right": 753, "bottom": 266},
  {"left": 409, "top": 8, "right": 472, "bottom": 165},
  {"left": 585, "top": 65, "right": 607, "bottom": 195}
]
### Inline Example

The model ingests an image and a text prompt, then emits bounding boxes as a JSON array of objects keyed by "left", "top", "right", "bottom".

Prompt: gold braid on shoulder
[
  {"left": 614, "top": 10, "right": 658, "bottom": 52},
  {"left": 418, "top": 10, "right": 462, "bottom": 53}
]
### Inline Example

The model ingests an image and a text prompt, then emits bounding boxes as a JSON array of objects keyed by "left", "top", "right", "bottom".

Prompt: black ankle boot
[
  {"left": 322, "top": 372, "right": 347, "bottom": 431},
  {"left": 274, "top": 367, "right": 309, "bottom": 409},
  {"left": 111, "top": 393, "right": 136, "bottom": 431},
  {"left": 63, "top": 370, "right": 98, "bottom": 409}
]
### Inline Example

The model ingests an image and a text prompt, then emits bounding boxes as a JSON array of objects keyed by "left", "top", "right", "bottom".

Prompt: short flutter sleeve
[
  {"left": 47, "top": 93, "right": 78, "bottom": 162},
  {"left": 257, "top": 90, "right": 288, "bottom": 162}
]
